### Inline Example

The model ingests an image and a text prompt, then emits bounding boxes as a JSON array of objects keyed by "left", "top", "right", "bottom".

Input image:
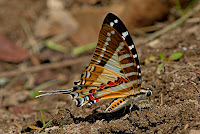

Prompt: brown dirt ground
[{"left": 0, "top": 0, "right": 199, "bottom": 134}]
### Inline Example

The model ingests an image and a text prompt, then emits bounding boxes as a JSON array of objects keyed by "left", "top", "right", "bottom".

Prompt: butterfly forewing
[{"left": 103, "top": 13, "right": 141, "bottom": 72}]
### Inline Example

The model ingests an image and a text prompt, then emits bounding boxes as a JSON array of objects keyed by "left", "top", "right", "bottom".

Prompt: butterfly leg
[
  {"left": 129, "top": 102, "right": 134, "bottom": 113},
  {"left": 136, "top": 102, "right": 142, "bottom": 125},
  {"left": 123, "top": 105, "right": 127, "bottom": 115},
  {"left": 129, "top": 102, "right": 135, "bottom": 123},
  {"left": 148, "top": 100, "right": 158, "bottom": 114}
]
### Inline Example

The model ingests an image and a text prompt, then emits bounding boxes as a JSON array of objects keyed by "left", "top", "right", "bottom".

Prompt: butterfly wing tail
[{"left": 35, "top": 89, "right": 73, "bottom": 98}]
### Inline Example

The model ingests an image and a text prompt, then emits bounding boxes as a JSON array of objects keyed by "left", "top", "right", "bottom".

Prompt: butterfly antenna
[{"left": 35, "top": 89, "right": 73, "bottom": 98}]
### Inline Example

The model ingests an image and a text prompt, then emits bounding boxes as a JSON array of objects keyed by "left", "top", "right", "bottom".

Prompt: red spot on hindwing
[
  {"left": 92, "top": 89, "right": 97, "bottom": 93},
  {"left": 108, "top": 81, "right": 115, "bottom": 86},
  {"left": 100, "top": 84, "right": 106, "bottom": 89},
  {"left": 95, "top": 98, "right": 99, "bottom": 102},
  {"left": 116, "top": 78, "right": 122, "bottom": 85},
  {"left": 108, "top": 77, "right": 127, "bottom": 86},
  {"left": 89, "top": 94, "right": 94, "bottom": 100}
]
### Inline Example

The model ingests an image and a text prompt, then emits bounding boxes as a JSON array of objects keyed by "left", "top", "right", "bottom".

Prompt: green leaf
[
  {"left": 175, "top": 0, "right": 183, "bottom": 16},
  {"left": 36, "top": 119, "right": 53, "bottom": 134},
  {"left": 157, "top": 62, "right": 165, "bottom": 74},
  {"left": 45, "top": 41, "right": 69, "bottom": 53},
  {"left": 159, "top": 52, "right": 166, "bottom": 60},
  {"left": 168, "top": 52, "right": 183, "bottom": 61},
  {"left": 30, "top": 89, "right": 40, "bottom": 98},
  {"left": 72, "top": 42, "right": 97, "bottom": 55},
  {"left": 40, "top": 111, "right": 46, "bottom": 127},
  {"left": 185, "top": 0, "right": 198, "bottom": 15}
]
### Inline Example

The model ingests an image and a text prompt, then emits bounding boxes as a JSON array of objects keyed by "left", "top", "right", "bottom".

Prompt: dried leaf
[
  {"left": 35, "top": 10, "right": 78, "bottom": 38},
  {"left": 29, "top": 126, "right": 41, "bottom": 130},
  {"left": 9, "top": 105, "right": 34, "bottom": 115},
  {"left": 144, "top": 55, "right": 156, "bottom": 64},
  {"left": 0, "top": 35, "right": 29, "bottom": 63}
]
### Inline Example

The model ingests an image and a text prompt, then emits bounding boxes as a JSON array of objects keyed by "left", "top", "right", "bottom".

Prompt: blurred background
[{"left": 0, "top": 0, "right": 199, "bottom": 133}]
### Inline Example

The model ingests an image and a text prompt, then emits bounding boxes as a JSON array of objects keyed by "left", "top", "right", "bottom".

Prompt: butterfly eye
[{"left": 146, "top": 90, "right": 152, "bottom": 97}]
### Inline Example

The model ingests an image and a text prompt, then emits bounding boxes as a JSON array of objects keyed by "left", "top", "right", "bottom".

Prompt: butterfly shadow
[{"left": 70, "top": 105, "right": 140, "bottom": 124}]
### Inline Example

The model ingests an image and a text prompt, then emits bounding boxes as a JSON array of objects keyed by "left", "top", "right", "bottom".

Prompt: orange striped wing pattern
[{"left": 37, "top": 13, "right": 151, "bottom": 113}]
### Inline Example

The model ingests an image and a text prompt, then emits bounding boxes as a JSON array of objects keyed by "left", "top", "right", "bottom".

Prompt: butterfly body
[
  {"left": 37, "top": 13, "right": 152, "bottom": 113},
  {"left": 105, "top": 88, "right": 152, "bottom": 113}
]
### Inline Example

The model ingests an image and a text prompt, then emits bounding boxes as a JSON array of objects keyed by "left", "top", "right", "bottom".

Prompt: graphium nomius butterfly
[{"left": 36, "top": 13, "right": 152, "bottom": 113}]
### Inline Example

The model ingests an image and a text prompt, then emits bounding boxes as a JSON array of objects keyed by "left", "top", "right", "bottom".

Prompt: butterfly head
[
  {"left": 139, "top": 88, "right": 152, "bottom": 100},
  {"left": 145, "top": 88, "right": 152, "bottom": 97},
  {"left": 140, "top": 87, "right": 152, "bottom": 98}
]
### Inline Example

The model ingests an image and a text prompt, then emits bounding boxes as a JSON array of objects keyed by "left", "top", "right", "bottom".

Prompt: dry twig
[
  {"left": 144, "top": 3, "right": 200, "bottom": 43},
  {"left": 0, "top": 56, "right": 91, "bottom": 78},
  {"left": 169, "top": 62, "right": 200, "bottom": 74}
]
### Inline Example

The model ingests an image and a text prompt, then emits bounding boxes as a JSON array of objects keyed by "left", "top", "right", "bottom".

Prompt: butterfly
[{"left": 36, "top": 13, "right": 152, "bottom": 113}]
